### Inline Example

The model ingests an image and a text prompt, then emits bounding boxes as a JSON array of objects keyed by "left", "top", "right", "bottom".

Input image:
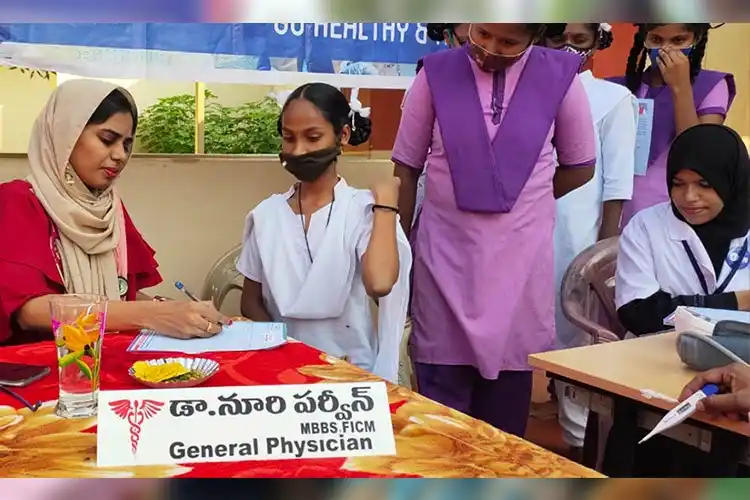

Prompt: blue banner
[{"left": 0, "top": 23, "right": 446, "bottom": 88}]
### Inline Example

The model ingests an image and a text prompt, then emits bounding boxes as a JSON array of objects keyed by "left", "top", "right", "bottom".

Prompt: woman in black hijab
[
  {"left": 669, "top": 125, "right": 750, "bottom": 274},
  {"left": 616, "top": 123, "right": 750, "bottom": 336}
]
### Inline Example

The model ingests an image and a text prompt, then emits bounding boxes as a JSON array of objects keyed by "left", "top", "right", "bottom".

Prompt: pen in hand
[
  {"left": 174, "top": 281, "right": 200, "bottom": 302},
  {"left": 174, "top": 281, "right": 228, "bottom": 327}
]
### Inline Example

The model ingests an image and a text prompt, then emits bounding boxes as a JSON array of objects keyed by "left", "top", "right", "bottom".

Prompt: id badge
[{"left": 634, "top": 98, "right": 654, "bottom": 176}]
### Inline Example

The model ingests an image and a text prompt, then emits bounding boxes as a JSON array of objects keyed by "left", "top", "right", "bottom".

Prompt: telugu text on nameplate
[{"left": 96, "top": 382, "right": 395, "bottom": 467}]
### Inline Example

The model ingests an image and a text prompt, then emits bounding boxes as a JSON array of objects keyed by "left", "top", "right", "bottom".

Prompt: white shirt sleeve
[
  {"left": 353, "top": 203, "right": 408, "bottom": 263},
  {"left": 354, "top": 203, "right": 374, "bottom": 262},
  {"left": 236, "top": 214, "right": 263, "bottom": 282},
  {"left": 615, "top": 216, "right": 661, "bottom": 308},
  {"left": 600, "top": 94, "right": 638, "bottom": 202}
]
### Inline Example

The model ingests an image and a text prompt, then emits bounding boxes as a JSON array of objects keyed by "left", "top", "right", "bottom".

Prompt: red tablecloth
[{"left": 0, "top": 333, "right": 600, "bottom": 478}]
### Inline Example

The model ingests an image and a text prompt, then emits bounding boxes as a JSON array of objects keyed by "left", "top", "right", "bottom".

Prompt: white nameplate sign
[{"left": 96, "top": 382, "right": 395, "bottom": 467}]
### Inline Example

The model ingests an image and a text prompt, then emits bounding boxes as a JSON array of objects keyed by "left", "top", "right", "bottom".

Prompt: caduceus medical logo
[{"left": 109, "top": 399, "right": 165, "bottom": 455}]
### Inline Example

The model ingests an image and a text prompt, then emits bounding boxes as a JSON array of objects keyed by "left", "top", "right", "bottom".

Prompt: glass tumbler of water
[{"left": 50, "top": 294, "right": 107, "bottom": 419}]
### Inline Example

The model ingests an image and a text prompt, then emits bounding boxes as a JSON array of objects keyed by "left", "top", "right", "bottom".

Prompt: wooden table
[
  {"left": 530, "top": 333, "right": 750, "bottom": 477},
  {"left": 0, "top": 333, "right": 601, "bottom": 478}
]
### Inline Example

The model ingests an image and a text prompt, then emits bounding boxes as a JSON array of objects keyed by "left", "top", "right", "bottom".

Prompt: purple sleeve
[
  {"left": 552, "top": 74, "right": 597, "bottom": 169},
  {"left": 697, "top": 78, "right": 730, "bottom": 117},
  {"left": 391, "top": 69, "right": 434, "bottom": 170}
]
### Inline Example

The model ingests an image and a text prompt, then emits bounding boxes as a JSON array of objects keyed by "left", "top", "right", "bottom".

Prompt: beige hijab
[{"left": 27, "top": 79, "right": 136, "bottom": 301}]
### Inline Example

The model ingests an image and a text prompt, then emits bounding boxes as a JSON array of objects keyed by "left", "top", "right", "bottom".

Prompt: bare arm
[
  {"left": 672, "top": 86, "right": 726, "bottom": 132},
  {"left": 553, "top": 165, "right": 594, "bottom": 199},
  {"left": 361, "top": 177, "right": 402, "bottom": 298},
  {"left": 659, "top": 48, "right": 726, "bottom": 133},
  {"left": 672, "top": 87, "right": 725, "bottom": 132},
  {"left": 671, "top": 86, "right": 701, "bottom": 134},
  {"left": 394, "top": 162, "right": 420, "bottom": 237},
  {"left": 240, "top": 278, "right": 272, "bottom": 321},
  {"left": 16, "top": 295, "right": 152, "bottom": 332},
  {"left": 551, "top": 75, "right": 596, "bottom": 200},
  {"left": 736, "top": 290, "right": 750, "bottom": 311},
  {"left": 362, "top": 210, "right": 400, "bottom": 298},
  {"left": 598, "top": 95, "right": 636, "bottom": 240},
  {"left": 599, "top": 200, "right": 624, "bottom": 240}
]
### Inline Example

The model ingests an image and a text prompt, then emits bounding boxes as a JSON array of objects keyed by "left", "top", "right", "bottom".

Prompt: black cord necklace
[{"left": 297, "top": 182, "right": 335, "bottom": 263}]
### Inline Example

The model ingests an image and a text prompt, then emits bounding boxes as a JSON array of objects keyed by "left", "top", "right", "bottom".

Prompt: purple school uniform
[
  {"left": 609, "top": 70, "right": 735, "bottom": 226},
  {"left": 393, "top": 45, "right": 596, "bottom": 435}
]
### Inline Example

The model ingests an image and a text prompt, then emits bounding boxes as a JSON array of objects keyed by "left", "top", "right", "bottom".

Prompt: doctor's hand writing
[
  {"left": 679, "top": 363, "right": 750, "bottom": 420},
  {"left": 140, "top": 300, "right": 231, "bottom": 339},
  {"left": 656, "top": 47, "right": 692, "bottom": 93},
  {"left": 371, "top": 177, "right": 401, "bottom": 208}
]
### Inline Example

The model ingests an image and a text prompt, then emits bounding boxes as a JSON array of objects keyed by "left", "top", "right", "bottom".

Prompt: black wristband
[
  {"left": 695, "top": 294, "right": 705, "bottom": 307},
  {"left": 372, "top": 204, "right": 399, "bottom": 214}
]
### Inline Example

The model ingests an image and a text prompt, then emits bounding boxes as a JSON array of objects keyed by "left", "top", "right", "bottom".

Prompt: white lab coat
[
  {"left": 616, "top": 202, "right": 750, "bottom": 308},
  {"left": 553, "top": 71, "right": 638, "bottom": 448},
  {"left": 237, "top": 178, "right": 412, "bottom": 383}
]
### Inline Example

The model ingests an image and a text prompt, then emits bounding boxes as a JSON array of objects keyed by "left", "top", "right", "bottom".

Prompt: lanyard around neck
[
  {"left": 682, "top": 238, "right": 748, "bottom": 295},
  {"left": 297, "top": 183, "right": 335, "bottom": 263}
]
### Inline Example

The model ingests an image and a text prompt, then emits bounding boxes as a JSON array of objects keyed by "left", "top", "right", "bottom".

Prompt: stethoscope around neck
[{"left": 682, "top": 237, "right": 749, "bottom": 295}]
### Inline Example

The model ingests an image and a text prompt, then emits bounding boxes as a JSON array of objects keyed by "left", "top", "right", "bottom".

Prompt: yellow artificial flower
[
  {"left": 131, "top": 361, "right": 190, "bottom": 383},
  {"left": 57, "top": 324, "right": 99, "bottom": 354}
]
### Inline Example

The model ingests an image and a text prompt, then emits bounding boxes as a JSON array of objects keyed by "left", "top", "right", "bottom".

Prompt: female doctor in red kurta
[{"left": 0, "top": 79, "right": 228, "bottom": 346}]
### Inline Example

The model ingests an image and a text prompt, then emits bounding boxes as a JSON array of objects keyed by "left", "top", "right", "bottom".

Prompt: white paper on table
[{"left": 126, "top": 322, "right": 287, "bottom": 353}]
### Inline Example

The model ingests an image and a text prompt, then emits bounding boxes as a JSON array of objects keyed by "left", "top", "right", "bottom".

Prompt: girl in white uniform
[
  {"left": 544, "top": 22, "right": 639, "bottom": 456},
  {"left": 616, "top": 123, "right": 750, "bottom": 336},
  {"left": 237, "top": 83, "right": 412, "bottom": 383}
]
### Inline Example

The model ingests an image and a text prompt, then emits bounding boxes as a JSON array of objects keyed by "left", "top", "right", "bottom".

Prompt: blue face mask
[{"left": 648, "top": 47, "right": 693, "bottom": 67}]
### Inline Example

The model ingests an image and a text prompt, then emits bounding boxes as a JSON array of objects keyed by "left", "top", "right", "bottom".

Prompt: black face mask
[{"left": 279, "top": 146, "right": 340, "bottom": 183}]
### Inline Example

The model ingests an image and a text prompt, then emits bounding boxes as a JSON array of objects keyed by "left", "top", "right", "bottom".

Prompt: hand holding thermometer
[{"left": 639, "top": 384, "right": 720, "bottom": 444}]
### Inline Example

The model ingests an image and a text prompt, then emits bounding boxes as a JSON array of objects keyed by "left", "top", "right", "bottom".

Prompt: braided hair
[
  {"left": 625, "top": 23, "right": 711, "bottom": 93},
  {"left": 595, "top": 24, "right": 614, "bottom": 49}
]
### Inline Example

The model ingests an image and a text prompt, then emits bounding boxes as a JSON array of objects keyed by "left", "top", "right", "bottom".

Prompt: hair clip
[
  {"left": 709, "top": 23, "right": 726, "bottom": 30},
  {"left": 599, "top": 23, "right": 612, "bottom": 32},
  {"left": 348, "top": 88, "right": 371, "bottom": 130}
]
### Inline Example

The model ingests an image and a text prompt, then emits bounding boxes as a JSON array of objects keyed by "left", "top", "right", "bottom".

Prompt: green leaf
[
  {"left": 137, "top": 92, "right": 281, "bottom": 154},
  {"left": 58, "top": 350, "right": 84, "bottom": 367},
  {"left": 75, "top": 358, "right": 93, "bottom": 379}
]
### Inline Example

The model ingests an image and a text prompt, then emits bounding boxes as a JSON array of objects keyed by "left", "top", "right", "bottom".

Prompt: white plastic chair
[{"left": 200, "top": 244, "right": 244, "bottom": 310}]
